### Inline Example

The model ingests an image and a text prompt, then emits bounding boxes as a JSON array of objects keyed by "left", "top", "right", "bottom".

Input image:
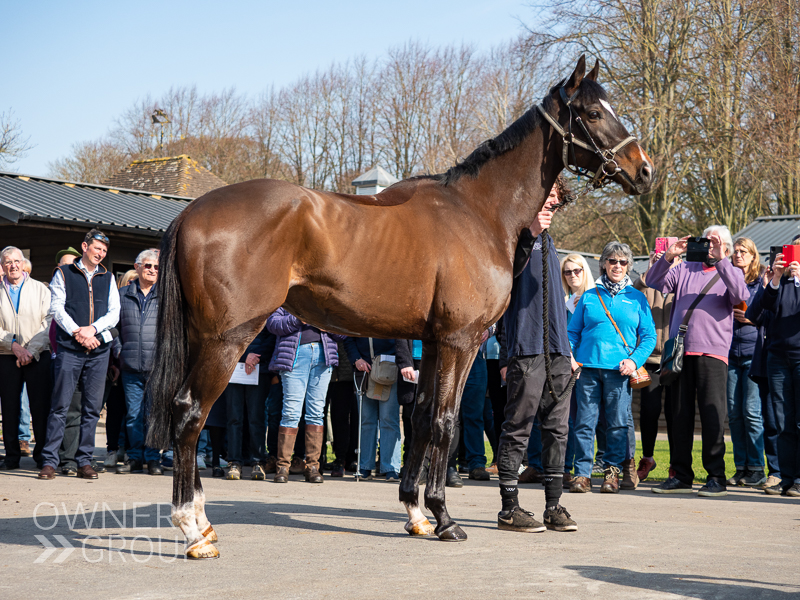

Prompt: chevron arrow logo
[{"left": 34, "top": 534, "right": 76, "bottom": 563}]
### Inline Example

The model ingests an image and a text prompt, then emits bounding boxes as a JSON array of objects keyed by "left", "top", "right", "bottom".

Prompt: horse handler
[{"left": 496, "top": 179, "right": 579, "bottom": 533}]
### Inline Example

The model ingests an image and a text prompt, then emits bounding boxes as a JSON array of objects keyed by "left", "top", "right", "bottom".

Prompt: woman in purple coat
[{"left": 266, "top": 308, "right": 346, "bottom": 484}]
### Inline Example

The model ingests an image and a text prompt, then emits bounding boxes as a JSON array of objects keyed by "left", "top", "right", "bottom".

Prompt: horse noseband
[{"left": 536, "top": 87, "right": 637, "bottom": 190}]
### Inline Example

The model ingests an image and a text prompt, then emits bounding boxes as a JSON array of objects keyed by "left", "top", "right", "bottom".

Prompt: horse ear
[
  {"left": 586, "top": 59, "right": 600, "bottom": 82},
  {"left": 563, "top": 55, "right": 587, "bottom": 95}
]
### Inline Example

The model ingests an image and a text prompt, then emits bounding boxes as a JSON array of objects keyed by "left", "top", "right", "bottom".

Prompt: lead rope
[{"left": 541, "top": 230, "right": 580, "bottom": 402}]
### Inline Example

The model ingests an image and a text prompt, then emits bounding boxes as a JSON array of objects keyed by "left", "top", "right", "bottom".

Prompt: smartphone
[
  {"left": 770, "top": 246, "right": 783, "bottom": 267},
  {"left": 734, "top": 301, "right": 748, "bottom": 312},
  {"left": 654, "top": 237, "right": 679, "bottom": 254},
  {"left": 686, "top": 237, "right": 710, "bottom": 262},
  {"left": 782, "top": 245, "right": 799, "bottom": 265}
]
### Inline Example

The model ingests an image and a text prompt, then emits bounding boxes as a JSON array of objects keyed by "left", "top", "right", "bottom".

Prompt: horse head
[{"left": 540, "top": 55, "right": 655, "bottom": 196}]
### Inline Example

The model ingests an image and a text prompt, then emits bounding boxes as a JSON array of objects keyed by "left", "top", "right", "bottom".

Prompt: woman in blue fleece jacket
[{"left": 568, "top": 241, "right": 656, "bottom": 493}]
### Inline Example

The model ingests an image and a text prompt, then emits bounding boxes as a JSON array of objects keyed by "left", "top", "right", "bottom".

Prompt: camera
[{"left": 685, "top": 237, "right": 710, "bottom": 262}]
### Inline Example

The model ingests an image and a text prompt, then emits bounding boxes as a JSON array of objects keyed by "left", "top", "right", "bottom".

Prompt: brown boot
[
  {"left": 620, "top": 458, "right": 639, "bottom": 490},
  {"left": 263, "top": 455, "right": 277, "bottom": 474},
  {"left": 289, "top": 456, "right": 305, "bottom": 474},
  {"left": 518, "top": 466, "right": 544, "bottom": 484},
  {"left": 274, "top": 426, "right": 297, "bottom": 483},
  {"left": 303, "top": 424, "right": 324, "bottom": 484},
  {"left": 600, "top": 466, "right": 620, "bottom": 493},
  {"left": 569, "top": 476, "right": 592, "bottom": 493}
]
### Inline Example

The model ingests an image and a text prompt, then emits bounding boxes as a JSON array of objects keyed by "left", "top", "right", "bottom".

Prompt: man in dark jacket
[
  {"left": 117, "top": 249, "right": 161, "bottom": 475},
  {"left": 39, "top": 229, "right": 120, "bottom": 480},
  {"left": 495, "top": 179, "right": 579, "bottom": 533}
]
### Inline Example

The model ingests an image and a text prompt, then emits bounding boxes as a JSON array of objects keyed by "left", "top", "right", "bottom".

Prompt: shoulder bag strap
[
  {"left": 368, "top": 337, "right": 375, "bottom": 361},
  {"left": 595, "top": 288, "right": 633, "bottom": 355},
  {"left": 678, "top": 273, "right": 722, "bottom": 333}
]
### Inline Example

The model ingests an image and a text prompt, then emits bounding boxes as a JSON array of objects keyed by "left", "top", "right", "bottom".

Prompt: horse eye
[{"left": 588, "top": 111, "right": 601, "bottom": 120}]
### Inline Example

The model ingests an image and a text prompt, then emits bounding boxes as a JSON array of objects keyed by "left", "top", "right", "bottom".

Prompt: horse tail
[{"left": 146, "top": 211, "right": 189, "bottom": 450}]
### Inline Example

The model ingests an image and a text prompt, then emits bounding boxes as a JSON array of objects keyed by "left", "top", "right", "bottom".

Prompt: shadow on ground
[{"left": 565, "top": 565, "right": 800, "bottom": 599}]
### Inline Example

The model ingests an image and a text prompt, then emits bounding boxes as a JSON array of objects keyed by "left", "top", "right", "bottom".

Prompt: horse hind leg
[
  {"left": 400, "top": 342, "right": 437, "bottom": 537},
  {"left": 195, "top": 467, "right": 216, "bottom": 543},
  {"left": 173, "top": 336, "right": 259, "bottom": 558},
  {"left": 424, "top": 344, "right": 474, "bottom": 542},
  {"left": 170, "top": 386, "right": 218, "bottom": 559}
]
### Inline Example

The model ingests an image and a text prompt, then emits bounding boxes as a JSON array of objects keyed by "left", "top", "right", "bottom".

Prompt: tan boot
[
  {"left": 274, "top": 426, "right": 298, "bottom": 483},
  {"left": 303, "top": 424, "right": 324, "bottom": 484},
  {"left": 620, "top": 458, "right": 639, "bottom": 490}
]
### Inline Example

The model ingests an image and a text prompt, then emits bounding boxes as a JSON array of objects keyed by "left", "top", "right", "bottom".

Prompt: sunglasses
[
  {"left": 563, "top": 268, "right": 583, "bottom": 277},
  {"left": 606, "top": 259, "right": 629, "bottom": 266},
  {"left": 141, "top": 263, "right": 159, "bottom": 271},
  {"left": 88, "top": 232, "right": 110, "bottom": 245}
]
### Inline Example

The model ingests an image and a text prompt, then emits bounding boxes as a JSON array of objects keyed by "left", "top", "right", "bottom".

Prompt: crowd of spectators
[{"left": 1, "top": 209, "right": 799, "bottom": 523}]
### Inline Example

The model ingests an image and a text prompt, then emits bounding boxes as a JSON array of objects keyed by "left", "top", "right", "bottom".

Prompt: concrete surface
[{"left": 0, "top": 442, "right": 798, "bottom": 600}]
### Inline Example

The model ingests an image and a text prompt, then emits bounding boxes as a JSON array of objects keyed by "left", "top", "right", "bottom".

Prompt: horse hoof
[
  {"left": 404, "top": 519, "right": 435, "bottom": 536},
  {"left": 201, "top": 524, "right": 218, "bottom": 543},
  {"left": 186, "top": 538, "right": 220, "bottom": 559},
  {"left": 436, "top": 523, "right": 468, "bottom": 542}
]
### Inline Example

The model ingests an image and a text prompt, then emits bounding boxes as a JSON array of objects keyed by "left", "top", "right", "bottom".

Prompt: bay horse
[{"left": 146, "top": 55, "right": 655, "bottom": 558}]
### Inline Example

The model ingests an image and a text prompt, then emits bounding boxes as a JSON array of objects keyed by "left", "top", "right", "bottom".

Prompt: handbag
[
  {"left": 594, "top": 288, "right": 652, "bottom": 390},
  {"left": 365, "top": 338, "right": 397, "bottom": 401},
  {"left": 658, "top": 273, "right": 721, "bottom": 386}
]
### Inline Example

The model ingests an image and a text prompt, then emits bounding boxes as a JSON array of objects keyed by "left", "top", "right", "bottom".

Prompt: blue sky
[{"left": 3, "top": 1, "right": 532, "bottom": 177}]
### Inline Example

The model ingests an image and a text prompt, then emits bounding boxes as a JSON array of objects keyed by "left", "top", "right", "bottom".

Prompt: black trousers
[
  {"left": 670, "top": 355, "right": 728, "bottom": 484},
  {"left": 497, "top": 354, "right": 571, "bottom": 483},
  {"left": 0, "top": 354, "right": 52, "bottom": 467},
  {"left": 328, "top": 380, "right": 358, "bottom": 464},
  {"left": 638, "top": 363, "right": 673, "bottom": 458},
  {"left": 104, "top": 377, "right": 126, "bottom": 453}
]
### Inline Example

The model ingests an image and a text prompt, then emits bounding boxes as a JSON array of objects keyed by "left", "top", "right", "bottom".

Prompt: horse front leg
[
  {"left": 424, "top": 344, "right": 474, "bottom": 542},
  {"left": 400, "top": 342, "right": 437, "bottom": 536}
]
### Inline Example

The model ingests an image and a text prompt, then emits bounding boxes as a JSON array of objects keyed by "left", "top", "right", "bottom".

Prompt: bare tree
[
  {"left": 46, "top": 139, "right": 129, "bottom": 183},
  {"left": 0, "top": 109, "right": 34, "bottom": 169}
]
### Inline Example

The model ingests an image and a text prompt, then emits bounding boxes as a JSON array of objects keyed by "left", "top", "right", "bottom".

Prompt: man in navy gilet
[{"left": 38, "top": 229, "right": 120, "bottom": 480}]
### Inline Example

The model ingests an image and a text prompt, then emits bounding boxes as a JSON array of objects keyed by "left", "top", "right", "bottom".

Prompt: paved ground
[{"left": 0, "top": 439, "right": 798, "bottom": 600}]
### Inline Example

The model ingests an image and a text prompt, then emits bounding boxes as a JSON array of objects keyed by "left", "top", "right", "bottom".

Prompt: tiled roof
[
  {"left": 101, "top": 155, "right": 227, "bottom": 199},
  {"left": 0, "top": 171, "right": 189, "bottom": 236}
]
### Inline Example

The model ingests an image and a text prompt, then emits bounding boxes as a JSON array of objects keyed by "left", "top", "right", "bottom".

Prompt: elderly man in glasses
[
  {"left": 38, "top": 229, "right": 120, "bottom": 480},
  {"left": 116, "top": 249, "right": 162, "bottom": 475}
]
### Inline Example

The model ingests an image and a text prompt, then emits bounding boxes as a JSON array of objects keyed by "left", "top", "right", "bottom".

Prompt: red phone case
[
  {"left": 782, "top": 245, "right": 799, "bottom": 264},
  {"left": 655, "top": 237, "right": 678, "bottom": 254}
]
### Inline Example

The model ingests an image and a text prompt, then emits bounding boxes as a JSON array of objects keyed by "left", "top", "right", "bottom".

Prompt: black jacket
[{"left": 119, "top": 281, "right": 158, "bottom": 372}]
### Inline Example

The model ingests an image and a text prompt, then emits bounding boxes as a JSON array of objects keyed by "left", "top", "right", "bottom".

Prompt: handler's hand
[
  {"left": 355, "top": 358, "right": 371, "bottom": 373},
  {"left": 619, "top": 359, "right": 636, "bottom": 377},
  {"left": 529, "top": 209, "right": 553, "bottom": 237},
  {"left": 400, "top": 366, "right": 416, "bottom": 382}
]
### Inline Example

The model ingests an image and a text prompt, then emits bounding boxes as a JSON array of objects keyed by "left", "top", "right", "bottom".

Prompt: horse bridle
[{"left": 537, "top": 86, "right": 638, "bottom": 190}]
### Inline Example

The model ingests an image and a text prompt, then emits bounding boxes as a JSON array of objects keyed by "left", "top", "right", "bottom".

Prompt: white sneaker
[
  {"left": 104, "top": 450, "right": 117, "bottom": 468},
  {"left": 218, "top": 458, "right": 228, "bottom": 468},
  {"left": 196, "top": 455, "right": 207, "bottom": 470}
]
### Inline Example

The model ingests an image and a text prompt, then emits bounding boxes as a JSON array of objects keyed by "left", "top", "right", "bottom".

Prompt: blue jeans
[
  {"left": 767, "top": 352, "right": 800, "bottom": 486},
  {"left": 727, "top": 357, "right": 764, "bottom": 470},
  {"left": 461, "top": 356, "right": 488, "bottom": 470},
  {"left": 279, "top": 342, "right": 332, "bottom": 428},
  {"left": 120, "top": 371, "right": 161, "bottom": 463},
  {"left": 42, "top": 347, "right": 110, "bottom": 468},
  {"left": 573, "top": 367, "right": 632, "bottom": 477},
  {"left": 564, "top": 390, "right": 577, "bottom": 472},
  {"left": 19, "top": 384, "right": 31, "bottom": 441},
  {"left": 360, "top": 381, "right": 401, "bottom": 474}
]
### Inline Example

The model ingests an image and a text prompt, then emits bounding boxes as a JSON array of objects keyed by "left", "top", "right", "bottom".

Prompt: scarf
[{"left": 598, "top": 273, "right": 631, "bottom": 297}]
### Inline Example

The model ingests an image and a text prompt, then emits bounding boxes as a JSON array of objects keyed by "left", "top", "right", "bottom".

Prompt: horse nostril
[{"left": 639, "top": 163, "right": 653, "bottom": 183}]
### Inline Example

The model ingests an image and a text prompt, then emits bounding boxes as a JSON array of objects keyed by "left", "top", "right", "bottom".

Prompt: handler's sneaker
[
  {"left": 543, "top": 505, "right": 578, "bottom": 532},
  {"left": 497, "top": 506, "right": 546, "bottom": 533},
  {"left": 226, "top": 462, "right": 242, "bottom": 480}
]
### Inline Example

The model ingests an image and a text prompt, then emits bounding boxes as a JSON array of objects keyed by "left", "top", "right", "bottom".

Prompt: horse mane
[{"left": 418, "top": 78, "right": 608, "bottom": 187}]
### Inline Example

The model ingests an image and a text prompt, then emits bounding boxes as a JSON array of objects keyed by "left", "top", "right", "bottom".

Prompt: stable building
[{"left": 0, "top": 171, "right": 189, "bottom": 283}]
